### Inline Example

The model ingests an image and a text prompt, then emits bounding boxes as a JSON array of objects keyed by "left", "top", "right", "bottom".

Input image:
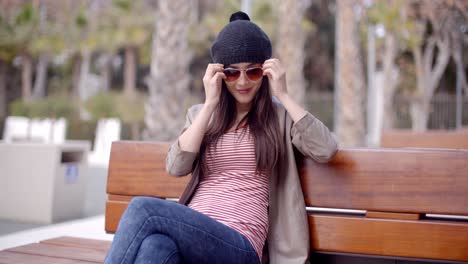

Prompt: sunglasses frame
[{"left": 223, "top": 67, "right": 264, "bottom": 82}]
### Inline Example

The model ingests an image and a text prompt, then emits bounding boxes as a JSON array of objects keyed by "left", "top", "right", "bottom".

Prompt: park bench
[
  {"left": 105, "top": 141, "right": 468, "bottom": 263},
  {"left": 1, "top": 141, "right": 467, "bottom": 263}
]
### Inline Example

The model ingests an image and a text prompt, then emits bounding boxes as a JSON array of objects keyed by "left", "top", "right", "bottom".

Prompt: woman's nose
[{"left": 237, "top": 71, "right": 248, "bottom": 85}]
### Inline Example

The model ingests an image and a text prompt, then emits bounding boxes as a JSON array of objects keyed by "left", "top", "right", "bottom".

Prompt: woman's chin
[{"left": 234, "top": 96, "right": 254, "bottom": 105}]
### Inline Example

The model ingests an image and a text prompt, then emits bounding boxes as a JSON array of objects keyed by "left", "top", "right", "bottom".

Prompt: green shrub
[
  {"left": 84, "top": 92, "right": 119, "bottom": 121},
  {"left": 9, "top": 97, "right": 78, "bottom": 119},
  {"left": 114, "top": 92, "right": 145, "bottom": 123},
  {"left": 84, "top": 91, "right": 145, "bottom": 123}
]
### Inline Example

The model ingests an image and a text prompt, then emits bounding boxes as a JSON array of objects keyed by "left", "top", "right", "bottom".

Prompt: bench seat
[{"left": 0, "top": 237, "right": 110, "bottom": 263}]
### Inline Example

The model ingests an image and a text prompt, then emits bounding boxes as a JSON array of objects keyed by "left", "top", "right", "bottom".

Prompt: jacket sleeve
[
  {"left": 291, "top": 113, "right": 339, "bottom": 163},
  {"left": 165, "top": 106, "right": 199, "bottom": 176}
]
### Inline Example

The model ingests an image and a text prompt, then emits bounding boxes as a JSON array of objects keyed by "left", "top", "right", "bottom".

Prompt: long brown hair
[{"left": 199, "top": 76, "right": 284, "bottom": 176}]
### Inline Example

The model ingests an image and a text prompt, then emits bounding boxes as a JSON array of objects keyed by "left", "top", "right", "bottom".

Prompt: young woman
[{"left": 105, "top": 11, "right": 338, "bottom": 264}]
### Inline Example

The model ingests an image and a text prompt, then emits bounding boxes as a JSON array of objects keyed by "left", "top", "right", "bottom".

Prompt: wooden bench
[
  {"left": 381, "top": 129, "right": 468, "bottom": 149},
  {"left": 0, "top": 237, "right": 111, "bottom": 263},
  {"left": 105, "top": 141, "right": 468, "bottom": 263},
  {"left": 2, "top": 141, "right": 466, "bottom": 263}
]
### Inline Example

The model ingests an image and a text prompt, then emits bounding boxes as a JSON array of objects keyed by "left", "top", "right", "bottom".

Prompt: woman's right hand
[{"left": 203, "top": 63, "right": 225, "bottom": 106}]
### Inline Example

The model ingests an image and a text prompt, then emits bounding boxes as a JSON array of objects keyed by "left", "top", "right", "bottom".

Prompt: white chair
[
  {"left": 88, "top": 118, "right": 121, "bottom": 166},
  {"left": 29, "top": 118, "right": 53, "bottom": 143},
  {"left": 3, "top": 116, "right": 68, "bottom": 143},
  {"left": 51, "top": 118, "right": 67, "bottom": 144},
  {"left": 3, "top": 116, "right": 30, "bottom": 142}
]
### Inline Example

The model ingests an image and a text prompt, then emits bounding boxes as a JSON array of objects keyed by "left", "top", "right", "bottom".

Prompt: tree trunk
[
  {"left": 71, "top": 54, "right": 82, "bottom": 98},
  {"left": 276, "top": 0, "right": 310, "bottom": 105},
  {"left": 411, "top": 45, "right": 428, "bottom": 132},
  {"left": 131, "top": 121, "right": 140, "bottom": 140},
  {"left": 382, "top": 34, "right": 399, "bottom": 130},
  {"left": 79, "top": 51, "right": 91, "bottom": 100},
  {"left": 33, "top": 54, "right": 49, "bottom": 98},
  {"left": 411, "top": 35, "right": 450, "bottom": 131},
  {"left": 144, "top": 0, "right": 192, "bottom": 141},
  {"left": 21, "top": 53, "right": 33, "bottom": 102},
  {"left": 100, "top": 53, "right": 112, "bottom": 92},
  {"left": 0, "top": 60, "right": 7, "bottom": 120},
  {"left": 410, "top": 97, "right": 430, "bottom": 132},
  {"left": 124, "top": 46, "right": 136, "bottom": 97},
  {"left": 334, "top": 0, "right": 366, "bottom": 147},
  {"left": 452, "top": 37, "right": 468, "bottom": 98}
]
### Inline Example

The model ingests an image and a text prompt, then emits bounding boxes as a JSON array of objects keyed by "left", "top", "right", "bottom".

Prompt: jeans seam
[
  {"left": 120, "top": 217, "right": 153, "bottom": 264},
  {"left": 162, "top": 249, "right": 180, "bottom": 264}
]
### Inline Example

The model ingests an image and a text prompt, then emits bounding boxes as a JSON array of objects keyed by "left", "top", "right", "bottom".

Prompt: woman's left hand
[{"left": 262, "top": 58, "right": 288, "bottom": 99}]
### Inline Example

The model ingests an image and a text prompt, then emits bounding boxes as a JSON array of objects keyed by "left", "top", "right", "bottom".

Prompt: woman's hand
[
  {"left": 202, "top": 63, "right": 225, "bottom": 107},
  {"left": 178, "top": 64, "right": 225, "bottom": 153},
  {"left": 263, "top": 58, "right": 307, "bottom": 122},
  {"left": 262, "top": 58, "right": 288, "bottom": 100}
]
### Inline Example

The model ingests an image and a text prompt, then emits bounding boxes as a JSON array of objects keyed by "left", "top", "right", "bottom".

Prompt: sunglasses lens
[
  {"left": 223, "top": 69, "right": 240, "bottom": 82},
  {"left": 246, "top": 68, "right": 263, "bottom": 81}
]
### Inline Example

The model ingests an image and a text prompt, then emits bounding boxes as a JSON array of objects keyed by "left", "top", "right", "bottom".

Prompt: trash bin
[{"left": 0, "top": 140, "right": 91, "bottom": 224}]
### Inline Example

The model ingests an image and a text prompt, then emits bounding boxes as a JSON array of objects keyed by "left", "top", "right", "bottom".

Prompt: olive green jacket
[{"left": 166, "top": 102, "right": 338, "bottom": 264}]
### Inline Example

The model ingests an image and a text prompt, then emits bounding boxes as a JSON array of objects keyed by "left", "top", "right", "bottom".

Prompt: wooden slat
[
  {"left": 309, "top": 214, "right": 468, "bottom": 262},
  {"left": 106, "top": 141, "right": 190, "bottom": 197},
  {"left": 6, "top": 243, "right": 106, "bottom": 263},
  {"left": 107, "top": 194, "right": 133, "bottom": 202},
  {"left": 105, "top": 196, "right": 181, "bottom": 234},
  {"left": 0, "top": 251, "right": 97, "bottom": 264},
  {"left": 381, "top": 129, "right": 468, "bottom": 149},
  {"left": 366, "top": 211, "right": 422, "bottom": 221},
  {"left": 299, "top": 148, "right": 468, "bottom": 215},
  {"left": 40, "top": 237, "right": 111, "bottom": 252},
  {"left": 105, "top": 199, "right": 129, "bottom": 233}
]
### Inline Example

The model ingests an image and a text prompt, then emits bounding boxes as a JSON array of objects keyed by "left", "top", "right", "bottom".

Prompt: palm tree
[
  {"left": 61, "top": 3, "right": 89, "bottom": 99},
  {"left": 97, "top": 0, "right": 153, "bottom": 97},
  {"left": 144, "top": 0, "right": 192, "bottom": 140},
  {"left": 0, "top": 39, "right": 16, "bottom": 120},
  {"left": 334, "top": 0, "right": 366, "bottom": 147},
  {"left": 0, "top": 5, "right": 19, "bottom": 118},
  {"left": 276, "top": 0, "right": 311, "bottom": 105},
  {"left": 31, "top": 1, "right": 67, "bottom": 99},
  {"left": 11, "top": 3, "right": 39, "bottom": 102}
]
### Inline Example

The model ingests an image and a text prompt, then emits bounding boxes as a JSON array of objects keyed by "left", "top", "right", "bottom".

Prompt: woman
[{"left": 105, "top": 11, "right": 338, "bottom": 264}]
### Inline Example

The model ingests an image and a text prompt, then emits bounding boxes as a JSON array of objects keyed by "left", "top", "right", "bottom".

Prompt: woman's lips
[{"left": 237, "top": 88, "right": 251, "bottom": 95}]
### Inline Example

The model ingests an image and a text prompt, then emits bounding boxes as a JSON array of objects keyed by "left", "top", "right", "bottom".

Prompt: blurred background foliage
[
  {"left": 10, "top": 96, "right": 78, "bottom": 119},
  {"left": 0, "top": 0, "right": 466, "bottom": 144}
]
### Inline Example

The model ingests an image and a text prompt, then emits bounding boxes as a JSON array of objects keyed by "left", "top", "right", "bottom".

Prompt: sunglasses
[{"left": 223, "top": 67, "right": 264, "bottom": 82}]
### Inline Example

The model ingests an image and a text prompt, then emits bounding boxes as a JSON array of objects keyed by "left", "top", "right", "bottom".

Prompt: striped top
[{"left": 188, "top": 127, "right": 269, "bottom": 261}]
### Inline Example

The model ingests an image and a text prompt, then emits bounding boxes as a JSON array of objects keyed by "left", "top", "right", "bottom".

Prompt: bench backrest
[
  {"left": 105, "top": 141, "right": 468, "bottom": 262},
  {"left": 381, "top": 129, "right": 468, "bottom": 149}
]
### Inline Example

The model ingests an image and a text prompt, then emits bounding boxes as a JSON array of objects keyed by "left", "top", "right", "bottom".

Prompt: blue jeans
[{"left": 104, "top": 196, "right": 260, "bottom": 264}]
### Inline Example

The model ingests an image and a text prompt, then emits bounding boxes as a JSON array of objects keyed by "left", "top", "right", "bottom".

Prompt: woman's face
[{"left": 224, "top": 62, "right": 263, "bottom": 109}]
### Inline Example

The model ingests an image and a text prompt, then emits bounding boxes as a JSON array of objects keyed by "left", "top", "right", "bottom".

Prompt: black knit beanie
[{"left": 211, "top": 11, "right": 272, "bottom": 66}]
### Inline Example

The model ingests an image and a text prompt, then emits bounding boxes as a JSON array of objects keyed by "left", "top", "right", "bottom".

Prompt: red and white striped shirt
[{"left": 188, "top": 127, "right": 269, "bottom": 261}]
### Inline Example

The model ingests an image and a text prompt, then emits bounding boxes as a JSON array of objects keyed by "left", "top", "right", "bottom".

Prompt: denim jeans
[{"left": 104, "top": 196, "right": 260, "bottom": 264}]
